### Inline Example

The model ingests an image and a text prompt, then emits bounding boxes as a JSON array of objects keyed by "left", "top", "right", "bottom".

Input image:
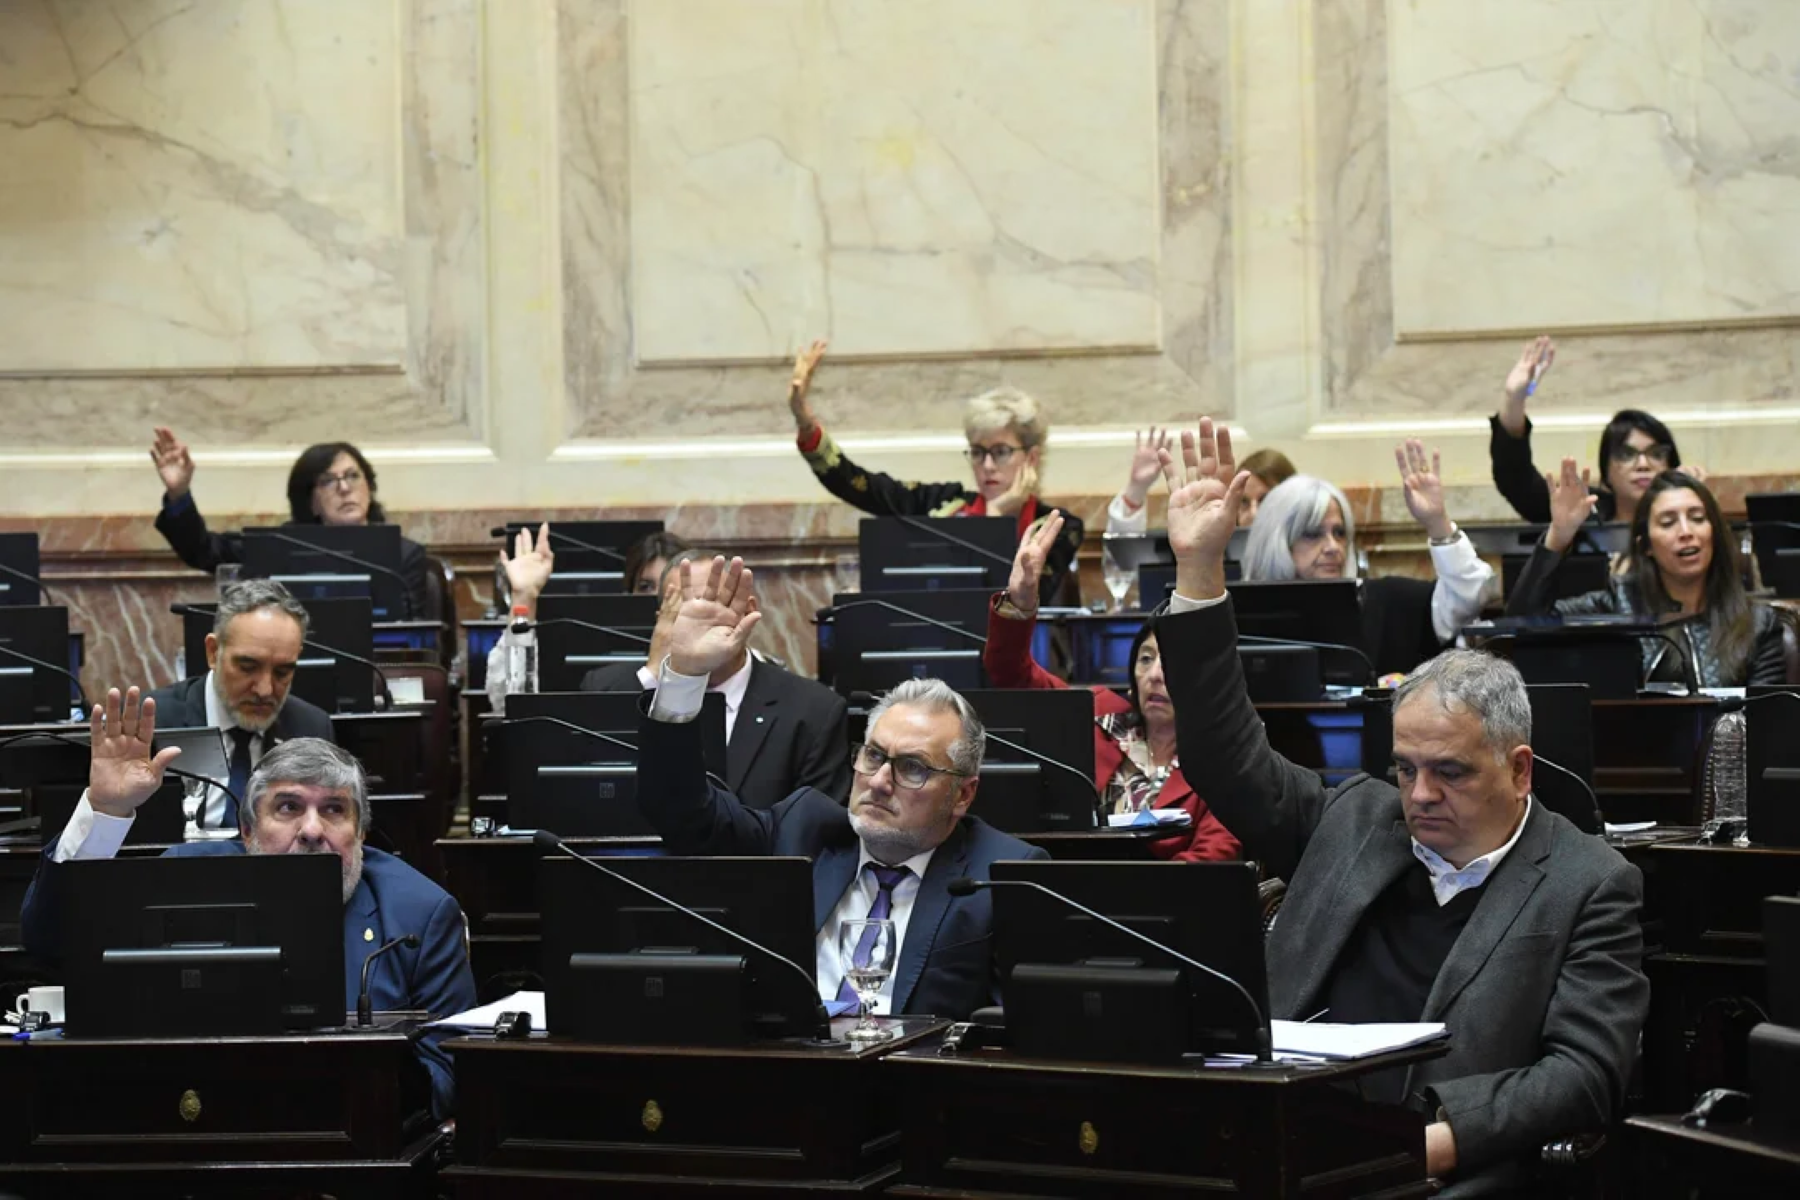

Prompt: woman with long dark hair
[
  {"left": 1507, "top": 463, "right": 1785, "bottom": 686},
  {"left": 148, "top": 427, "right": 429, "bottom": 618},
  {"left": 982, "top": 513, "right": 1240, "bottom": 861}
]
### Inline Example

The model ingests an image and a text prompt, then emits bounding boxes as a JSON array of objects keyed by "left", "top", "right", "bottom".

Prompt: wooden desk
[
  {"left": 883, "top": 1041, "right": 1441, "bottom": 1198},
  {"left": 0, "top": 1027, "right": 443, "bottom": 1197},
  {"left": 1627, "top": 1114, "right": 1800, "bottom": 1199},
  {"left": 444, "top": 1018, "right": 946, "bottom": 1196}
]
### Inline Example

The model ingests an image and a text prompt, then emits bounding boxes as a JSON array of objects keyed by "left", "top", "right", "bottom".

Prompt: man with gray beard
[
  {"left": 21, "top": 688, "right": 475, "bottom": 1118},
  {"left": 635, "top": 556, "right": 1047, "bottom": 1021}
]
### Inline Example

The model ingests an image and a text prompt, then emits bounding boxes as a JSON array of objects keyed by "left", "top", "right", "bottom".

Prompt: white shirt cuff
[
  {"left": 1167, "top": 589, "right": 1230, "bottom": 614},
  {"left": 1428, "top": 531, "right": 1498, "bottom": 643},
  {"left": 52, "top": 792, "right": 135, "bottom": 863},
  {"left": 635, "top": 664, "right": 657, "bottom": 690},
  {"left": 647, "top": 658, "right": 709, "bottom": 723},
  {"left": 1105, "top": 493, "right": 1150, "bottom": 534}
]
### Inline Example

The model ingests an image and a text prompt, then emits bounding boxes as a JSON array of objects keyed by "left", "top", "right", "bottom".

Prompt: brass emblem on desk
[
  {"left": 641, "top": 1099, "right": 664, "bottom": 1133},
  {"left": 1078, "top": 1120, "right": 1098, "bottom": 1156},
  {"left": 178, "top": 1089, "right": 202, "bottom": 1123}
]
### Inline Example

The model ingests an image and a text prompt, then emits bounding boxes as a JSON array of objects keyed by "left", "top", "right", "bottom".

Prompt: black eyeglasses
[
  {"left": 966, "top": 443, "right": 1021, "bottom": 466},
  {"left": 315, "top": 468, "right": 366, "bottom": 491},
  {"left": 1608, "top": 443, "right": 1673, "bottom": 467},
  {"left": 851, "top": 742, "right": 968, "bottom": 790}
]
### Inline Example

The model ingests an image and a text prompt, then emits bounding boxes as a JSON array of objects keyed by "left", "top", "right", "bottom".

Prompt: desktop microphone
[
  {"left": 0, "top": 729, "right": 242, "bottom": 821},
  {"left": 890, "top": 514, "right": 1016, "bottom": 569},
  {"left": 488, "top": 715, "right": 735, "bottom": 794},
  {"left": 357, "top": 933, "right": 421, "bottom": 1027},
  {"left": 0, "top": 560, "right": 62, "bottom": 607},
  {"left": 527, "top": 617, "right": 653, "bottom": 646},
  {"left": 0, "top": 641, "right": 90, "bottom": 714},
  {"left": 489, "top": 526, "right": 626, "bottom": 563},
  {"left": 532, "top": 829, "right": 833, "bottom": 1042},
  {"left": 1235, "top": 634, "right": 1376, "bottom": 686},
  {"left": 301, "top": 637, "right": 397, "bottom": 711},
  {"left": 251, "top": 530, "right": 416, "bottom": 618},
  {"left": 946, "top": 876, "right": 1273, "bottom": 1063},
  {"left": 813, "top": 598, "right": 989, "bottom": 645},
  {"left": 980, "top": 730, "right": 1106, "bottom": 825}
]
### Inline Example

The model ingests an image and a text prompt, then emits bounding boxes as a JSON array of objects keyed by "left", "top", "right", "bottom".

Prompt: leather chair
[{"left": 1777, "top": 604, "right": 1800, "bottom": 685}]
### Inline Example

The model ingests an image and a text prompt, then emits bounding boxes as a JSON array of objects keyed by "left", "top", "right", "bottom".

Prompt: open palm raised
[
  {"left": 666, "top": 556, "right": 763, "bottom": 679},
  {"left": 1158, "top": 418, "right": 1251, "bottom": 600}
]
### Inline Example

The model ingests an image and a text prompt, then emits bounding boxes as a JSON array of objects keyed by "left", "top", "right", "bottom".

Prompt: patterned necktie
[
  {"left": 834, "top": 863, "right": 911, "bottom": 1009},
  {"left": 223, "top": 727, "right": 255, "bottom": 830}
]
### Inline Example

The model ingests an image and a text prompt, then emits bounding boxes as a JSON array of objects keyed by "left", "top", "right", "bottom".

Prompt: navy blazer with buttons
[
  {"left": 635, "top": 704, "right": 1047, "bottom": 1020},
  {"left": 21, "top": 839, "right": 475, "bottom": 1118}
]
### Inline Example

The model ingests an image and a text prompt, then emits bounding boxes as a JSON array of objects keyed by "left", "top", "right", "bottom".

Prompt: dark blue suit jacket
[
  {"left": 636, "top": 706, "right": 1046, "bottom": 1019},
  {"left": 21, "top": 839, "right": 475, "bottom": 1117}
]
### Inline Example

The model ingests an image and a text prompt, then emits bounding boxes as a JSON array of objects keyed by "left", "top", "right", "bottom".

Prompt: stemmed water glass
[{"left": 838, "top": 918, "right": 897, "bottom": 1044}]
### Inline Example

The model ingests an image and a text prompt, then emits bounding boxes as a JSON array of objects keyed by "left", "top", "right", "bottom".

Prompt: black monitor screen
[
  {"left": 534, "top": 594, "right": 659, "bottom": 692},
  {"left": 960, "top": 689, "right": 1098, "bottom": 833},
  {"left": 501, "top": 520, "right": 665, "bottom": 594},
  {"left": 289, "top": 597, "right": 376, "bottom": 714},
  {"left": 241, "top": 525, "right": 407, "bottom": 620},
  {"left": 0, "top": 605, "right": 73, "bottom": 722},
  {"left": 1523, "top": 684, "right": 1598, "bottom": 833},
  {"left": 539, "top": 855, "right": 818, "bottom": 1043},
  {"left": 859, "top": 517, "right": 1015, "bottom": 592},
  {"left": 0, "top": 532, "right": 41, "bottom": 607},
  {"left": 1747, "top": 685, "right": 1800, "bottom": 847},
  {"left": 827, "top": 590, "right": 990, "bottom": 698},
  {"left": 1225, "top": 579, "right": 1367, "bottom": 686},
  {"left": 1746, "top": 493, "right": 1800, "bottom": 599},
  {"left": 7, "top": 725, "right": 228, "bottom": 846},
  {"left": 61, "top": 853, "right": 345, "bottom": 1037}
]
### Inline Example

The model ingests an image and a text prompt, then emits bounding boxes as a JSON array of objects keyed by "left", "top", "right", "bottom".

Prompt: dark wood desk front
[
  {"left": 445, "top": 1018, "right": 946, "bottom": 1196},
  {"left": 884, "top": 1042, "right": 1442, "bottom": 1198},
  {"left": 1627, "top": 1113, "right": 1800, "bottom": 1199},
  {"left": 0, "top": 1027, "right": 443, "bottom": 1198}
]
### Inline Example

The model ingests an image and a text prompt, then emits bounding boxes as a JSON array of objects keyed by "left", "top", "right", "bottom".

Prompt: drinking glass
[
  {"left": 1101, "top": 534, "right": 1135, "bottom": 612},
  {"left": 838, "top": 918, "right": 897, "bottom": 1044}
]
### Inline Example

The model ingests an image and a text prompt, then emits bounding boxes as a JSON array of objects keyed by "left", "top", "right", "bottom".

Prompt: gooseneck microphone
[
  {"left": 526, "top": 617, "right": 653, "bottom": 645},
  {"left": 532, "top": 829, "right": 833, "bottom": 1042},
  {"left": 251, "top": 529, "right": 417, "bottom": 618},
  {"left": 0, "top": 560, "right": 62, "bottom": 606},
  {"left": 1236, "top": 633, "right": 1376, "bottom": 686},
  {"left": 0, "top": 641, "right": 90, "bottom": 713},
  {"left": 813, "top": 598, "right": 989, "bottom": 645},
  {"left": 980, "top": 730, "right": 1106, "bottom": 824},
  {"left": 947, "top": 875, "right": 1272, "bottom": 1063},
  {"left": 490, "top": 525, "right": 627, "bottom": 564},
  {"left": 357, "top": 933, "right": 421, "bottom": 1027}
]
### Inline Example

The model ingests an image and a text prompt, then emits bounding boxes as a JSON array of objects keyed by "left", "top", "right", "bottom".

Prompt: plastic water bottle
[
  {"left": 507, "top": 605, "right": 538, "bottom": 695},
  {"left": 1702, "top": 708, "right": 1748, "bottom": 843}
]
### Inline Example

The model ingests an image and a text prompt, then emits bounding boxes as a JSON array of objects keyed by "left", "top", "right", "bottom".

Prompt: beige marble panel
[
  {"left": 0, "top": 0, "right": 406, "bottom": 372},
  {"left": 627, "top": 0, "right": 1160, "bottom": 363},
  {"left": 1388, "top": 0, "right": 1800, "bottom": 337},
  {"left": 561, "top": 0, "right": 1232, "bottom": 441},
  {"left": 0, "top": 0, "right": 485, "bottom": 453}
]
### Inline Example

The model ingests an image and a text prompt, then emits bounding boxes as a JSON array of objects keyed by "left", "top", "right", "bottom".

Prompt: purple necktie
[{"left": 834, "top": 863, "right": 911, "bottom": 1008}]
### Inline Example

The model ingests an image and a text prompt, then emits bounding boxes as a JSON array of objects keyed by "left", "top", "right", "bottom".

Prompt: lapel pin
[{"left": 363, "top": 928, "right": 375, "bottom": 943}]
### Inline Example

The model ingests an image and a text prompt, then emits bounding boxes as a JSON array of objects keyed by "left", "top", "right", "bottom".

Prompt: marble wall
[{"left": 3, "top": 0, "right": 1799, "bottom": 695}]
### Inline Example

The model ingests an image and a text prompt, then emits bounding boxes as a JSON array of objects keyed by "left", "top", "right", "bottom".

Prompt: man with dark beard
[
  {"left": 635, "top": 555, "right": 1046, "bottom": 1021},
  {"left": 20, "top": 689, "right": 475, "bottom": 1117}
]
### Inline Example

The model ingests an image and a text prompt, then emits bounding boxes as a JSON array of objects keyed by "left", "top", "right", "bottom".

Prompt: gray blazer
[{"left": 1159, "top": 598, "right": 1648, "bottom": 1196}]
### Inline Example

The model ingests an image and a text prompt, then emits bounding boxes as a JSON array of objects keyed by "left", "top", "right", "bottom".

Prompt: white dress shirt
[
  {"left": 815, "top": 843, "right": 936, "bottom": 1014},
  {"left": 200, "top": 670, "right": 268, "bottom": 828},
  {"left": 1412, "top": 797, "right": 1533, "bottom": 906},
  {"left": 487, "top": 632, "right": 755, "bottom": 741},
  {"left": 52, "top": 793, "right": 135, "bottom": 863}
]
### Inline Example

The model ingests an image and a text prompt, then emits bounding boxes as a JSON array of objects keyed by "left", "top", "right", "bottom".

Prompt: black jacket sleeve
[
  {"left": 636, "top": 701, "right": 780, "bottom": 855},
  {"left": 153, "top": 493, "right": 243, "bottom": 574},
  {"left": 1489, "top": 415, "right": 1553, "bottom": 524},
  {"left": 1504, "top": 542, "right": 1622, "bottom": 619},
  {"left": 398, "top": 536, "right": 430, "bottom": 621},
  {"left": 799, "top": 426, "right": 974, "bottom": 517},
  {"left": 1749, "top": 606, "right": 1791, "bottom": 686}
]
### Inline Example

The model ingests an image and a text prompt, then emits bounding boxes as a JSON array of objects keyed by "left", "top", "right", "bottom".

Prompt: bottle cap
[{"left": 510, "top": 604, "right": 532, "bottom": 618}]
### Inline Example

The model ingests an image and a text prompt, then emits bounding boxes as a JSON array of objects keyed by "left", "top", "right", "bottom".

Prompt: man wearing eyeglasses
[{"left": 635, "top": 556, "right": 1047, "bottom": 1021}]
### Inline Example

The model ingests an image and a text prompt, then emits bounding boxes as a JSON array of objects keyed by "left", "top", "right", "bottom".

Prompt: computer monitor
[
  {"left": 1225, "top": 579, "right": 1369, "bottom": 687},
  {"left": 1500, "top": 552, "right": 1612, "bottom": 603},
  {"left": 0, "top": 531, "right": 41, "bottom": 606},
  {"left": 241, "top": 524, "right": 408, "bottom": 620},
  {"left": 992, "top": 860, "right": 1270, "bottom": 1062},
  {"left": 501, "top": 691, "right": 729, "bottom": 833},
  {"left": 539, "top": 855, "right": 819, "bottom": 1044},
  {"left": 859, "top": 517, "right": 1016, "bottom": 592},
  {"left": 1747, "top": 494, "right": 1800, "bottom": 599},
  {"left": 289, "top": 597, "right": 377, "bottom": 714},
  {"left": 1238, "top": 643, "right": 1323, "bottom": 703},
  {"left": 1471, "top": 615, "right": 1657, "bottom": 701},
  {"left": 1523, "top": 684, "right": 1599, "bottom": 833},
  {"left": 535, "top": 593, "right": 659, "bottom": 692},
  {"left": 4, "top": 725, "right": 228, "bottom": 846},
  {"left": 826, "top": 590, "right": 990, "bottom": 698},
  {"left": 499, "top": 520, "right": 665, "bottom": 595},
  {"left": 1747, "top": 686, "right": 1800, "bottom": 848},
  {"left": 0, "top": 605, "right": 74, "bottom": 722},
  {"left": 1132, "top": 531, "right": 1252, "bottom": 606},
  {"left": 960, "top": 690, "right": 1099, "bottom": 833},
  {"left": 1765, "top": 895, "right": 1800, "bottom": 1026},
  {"left": 60, "top": 853, "right": 346, "bottom": 1036}
]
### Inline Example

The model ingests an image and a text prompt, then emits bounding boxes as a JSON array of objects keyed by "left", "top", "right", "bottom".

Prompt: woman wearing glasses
[
  {"left": 1489, "top": 336, "right": 1697, "bottom": 530},
  {"left": 147, "top": 427, "right": 430, "bottom": 618},
  {"left": 785, "top": 340, "right": 1085, "bottom": 606},
  {"left": 983, "top": 512, "right": 1241, "bottom": 861}
]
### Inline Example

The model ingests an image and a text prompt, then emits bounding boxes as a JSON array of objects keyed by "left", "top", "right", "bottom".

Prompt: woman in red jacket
[{"left": 983, "top": 512, "right": 1240, "bottom": 862}]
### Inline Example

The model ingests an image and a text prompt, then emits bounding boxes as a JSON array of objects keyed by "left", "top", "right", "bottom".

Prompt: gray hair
[
  {"left": 214, "top": 578, "right": 311, "bottom": 643},
  {"left": 962, "top": 385, "right": 1047, "bottom": 451},
  {"left": 866, "top": 678, "right": 986, "bottom": 777},
  {"left": 1392, "top": 650, "right": 1532, "bottom": 762},
  {"left": 1240, "top": 474, "right": 1358, "bottom": 582},
  {"left": 241, "top": 737, "right": 371, "bottom": 835}
]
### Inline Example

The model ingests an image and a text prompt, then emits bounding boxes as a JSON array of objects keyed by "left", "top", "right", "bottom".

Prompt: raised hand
[
  {"left": 1123, "top": 427, "right": 1170, "bottom": 507},
  {"left": 1158, "top": 418, "right": 1250, "bottom": 601},
  {"left": 643, "top": 563, "right": 686, "bottom": 673},
  {"left": 1004, "top": 511, "right": 1064, "bottom": 616},
  {"left": 789, "top": 339, "right": 829, "bottom": 434},
  {"left": 89, "top": 687, "right": 183, "bottom": 819},
  {"left": 502, "top": 523, "right": 555, "bottom": 617},
  {"left": 149, "top": 427, "right": 196, "bottom": 499},
  {"left": 1395, "top": 438, "right": 1453, "bottom": 541},
  {"left": 1544, "top": 457, "right": 1598, "bottom": 553},
  {"left": 1499, "top": 336, "right": 1556, "bottom": 437},
  {"left": 666, "top": 556, "right": 762, "bottom": 679},
  {"left": 990, "top": 459, "right": 1039, "bottom": 518}
]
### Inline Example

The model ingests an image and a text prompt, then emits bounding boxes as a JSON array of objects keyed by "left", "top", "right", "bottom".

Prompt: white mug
[{"left": 11, "top": 985, "right": 65, "bottom": 1024}]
